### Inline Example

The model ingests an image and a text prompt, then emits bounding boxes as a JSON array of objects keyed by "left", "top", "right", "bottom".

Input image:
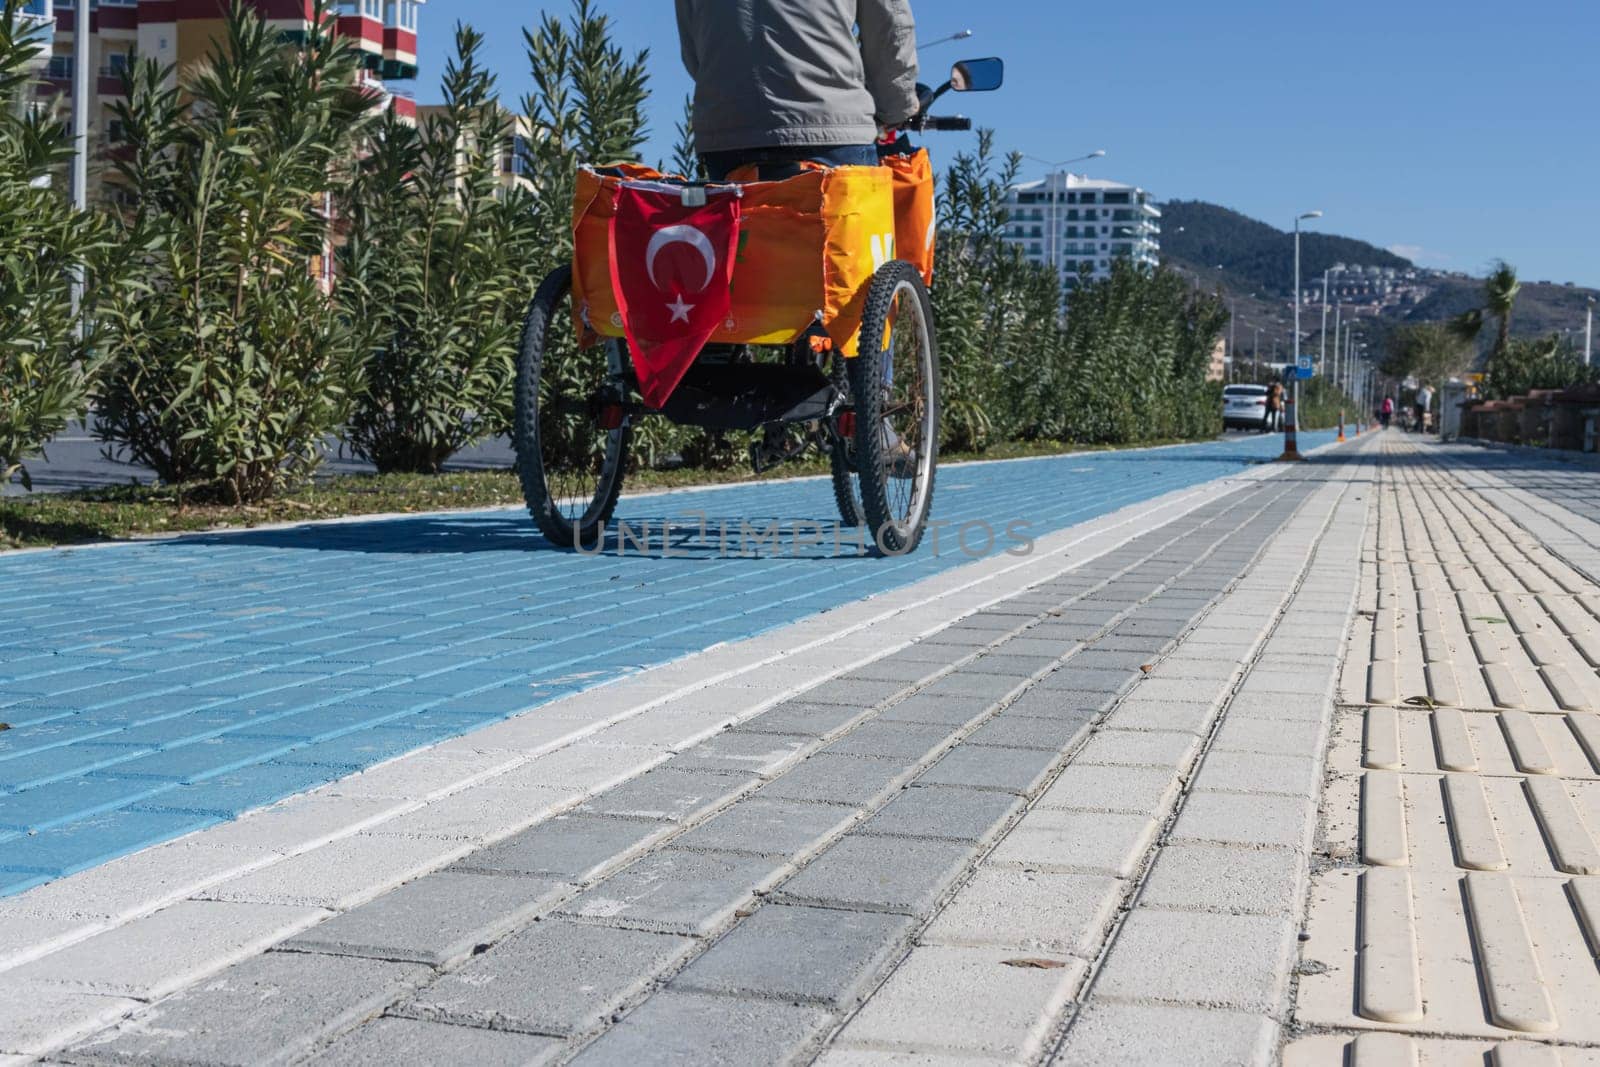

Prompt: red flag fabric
[{"left": 607, "top": 182, "right": 741, "bottom": 408}]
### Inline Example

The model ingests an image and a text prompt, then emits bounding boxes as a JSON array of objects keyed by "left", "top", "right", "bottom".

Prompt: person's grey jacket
[{"left": 675, "top": 0, "right": 919, "bottom": 154}]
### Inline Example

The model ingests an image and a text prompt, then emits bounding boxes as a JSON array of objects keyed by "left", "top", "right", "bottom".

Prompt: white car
[{"left": 1223, "top": 384, "right": 1281, "bottom": 432}]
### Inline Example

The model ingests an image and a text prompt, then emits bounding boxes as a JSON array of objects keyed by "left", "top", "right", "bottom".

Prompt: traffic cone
[{"left": 1336, "top": 409, "right": 1346, "bottom": 443}]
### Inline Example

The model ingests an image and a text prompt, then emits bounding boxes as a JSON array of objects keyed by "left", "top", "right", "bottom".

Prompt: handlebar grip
[{"left": 924, "top": 116, "right": 972, "bottom": 131}]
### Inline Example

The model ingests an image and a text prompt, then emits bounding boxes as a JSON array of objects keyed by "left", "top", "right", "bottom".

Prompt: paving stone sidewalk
[
  {"left": 0, "top": 439, "right": 1376, "bottom": 1065},
  {"left": 1288, "top": 435, "right": 1600, "bottom": 1067}
]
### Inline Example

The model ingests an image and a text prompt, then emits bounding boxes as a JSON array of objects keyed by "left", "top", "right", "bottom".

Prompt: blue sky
[{"left": 414, "top": 1, "right": 1600, "bottom": 289}]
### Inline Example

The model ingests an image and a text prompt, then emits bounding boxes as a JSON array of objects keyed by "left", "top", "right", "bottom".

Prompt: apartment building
[
  {"left": 1002, "top": 172, "right": 1160, "bottom": 292},
  {"left": 38, "top": 0, "right": 424, "bottom": 194}
]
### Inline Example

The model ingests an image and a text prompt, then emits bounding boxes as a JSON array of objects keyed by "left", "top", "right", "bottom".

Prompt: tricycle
[{"left": 512, "top": 58, "right": 1004, "bottom": 555}]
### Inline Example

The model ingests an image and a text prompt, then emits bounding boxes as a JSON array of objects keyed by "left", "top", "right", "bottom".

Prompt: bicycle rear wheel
[
  {"left": 847, "top": 260, "right": 938, "bottom": 555},
  {"left": 513, "top": 265, "right": 630, "bottom": 550}
]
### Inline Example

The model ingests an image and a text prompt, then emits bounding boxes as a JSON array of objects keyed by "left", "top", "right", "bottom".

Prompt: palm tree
[{"left": 1451, "top": 260, "right": 1521, "bottom": 364}]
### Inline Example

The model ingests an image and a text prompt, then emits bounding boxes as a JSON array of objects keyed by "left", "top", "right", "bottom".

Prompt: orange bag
[
  {"left": 571, "top": 164, "right": 896, "bottom": 356},
  {"left": 883, "top": 148, "right": 936, "bottom": 285}
]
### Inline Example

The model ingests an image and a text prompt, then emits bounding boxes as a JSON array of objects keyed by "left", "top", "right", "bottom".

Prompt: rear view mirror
[{"left": 949, "top": 57, "right": 1003, "bottom": 92}]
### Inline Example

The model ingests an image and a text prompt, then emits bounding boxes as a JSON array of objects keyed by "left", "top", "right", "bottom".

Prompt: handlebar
[{"left": 921, "top": 115, "right": 972, "bottom": 132}]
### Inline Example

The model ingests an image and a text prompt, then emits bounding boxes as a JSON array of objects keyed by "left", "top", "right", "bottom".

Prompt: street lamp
[
  {"left": 918, "top": 29, "right": 974, "bottom": 50},
  {"left": 1586, "top": 295, "right": 1595, "bottom": 367},
  {"left": 1022, "top": 150, "right": 1106, "bottom": 287},
  {"left": 1284, "top": 211, "right": 1322, "bottom": 460}
]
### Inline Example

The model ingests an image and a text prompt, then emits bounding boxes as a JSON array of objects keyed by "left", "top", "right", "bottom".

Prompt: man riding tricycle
[{"left": 512, "top": 0, "right": 1001, "bottom": 555}]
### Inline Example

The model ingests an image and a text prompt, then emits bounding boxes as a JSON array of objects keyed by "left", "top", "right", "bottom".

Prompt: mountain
[
  {"left": 1159, "top": 200, "right": 1597, "bottom": 364},
  {"left": 1161, "top": 200, "right": 1412, "bottom": 299}
]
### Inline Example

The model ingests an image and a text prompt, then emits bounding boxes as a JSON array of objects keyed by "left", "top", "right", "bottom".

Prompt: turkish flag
[{"left": 608, "top": 182, "right": 741, "bottom": 408}]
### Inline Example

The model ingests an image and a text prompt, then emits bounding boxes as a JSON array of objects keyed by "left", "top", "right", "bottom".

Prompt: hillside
[
  {"left": 1159, "top": 200, "right": 1597, "bottom": 363},
  {"left": 1161, "top": 201, "right": 1411, "bottom": 299}
]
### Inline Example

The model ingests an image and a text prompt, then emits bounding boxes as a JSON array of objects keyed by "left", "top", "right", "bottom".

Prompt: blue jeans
[{"left": 699, "top": 143, "right": 879, "bottom": 181}]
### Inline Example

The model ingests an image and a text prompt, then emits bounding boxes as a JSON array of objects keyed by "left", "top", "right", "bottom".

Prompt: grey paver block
[
  {"left": 1139, "top": 844, "right": 1302, "bottom": 917},
  {"left": 993, "top": 636, "right": 1078, "bottom": 658},
  {"left": 798, "top": 678, "right": 914, "bottom": 709},
  {"left": 890, "top": 641, "right": 979, "bottom": 663},
  {"left": 64, "top": 951, "right": 429, "bottom": 1067},
  {"left": 732, "top": 702, "right": 870, "bottom": 738},
  {"left": 963, "top": 709, "right": 1093, "bottom": 751},
  {"left": 671, "top": 903, "right": 915, "bottom": 1008},
  {"left": 876, "top": 693, "right": 990, "bottom": 727},
  {"left": 965, "top": 653, "right": 1059, "bottom": 677},
  {"left": 670, "top": 731, "right": 814, "bottom": 776},
  {"left": 671, "top": 796, "right": 855, "bottom": 858},
  {"left": 914, "top": 744, "right": 1060, "bottom": 795},
  {"left": 757, "top": 752, "right": 917, "bottom": 808},
  {"left": 450, "top": 814, "right": 671, "bottom": 882},
  {"left": 1075, "top": 729, "right": 1200, "bottom": 770},
  {"left": 986, "top": 810, "right": 1158, "bottom": 878},
  {"left": 576, "top": 766, "right": 755, "bottom": 823},
  {"left": 1193, "top": 749, "right": 1320, "bottom": 797},
  {"left": 1054, "top": 1000, "right": 1277, "bottom": 1066},
  {"left": 313, "top": 1017, "right": 563, "bottom": 1067},
  {"left": 282, "top": 871, "right": 568, "bottom": 967},
  {"left": 920, "top": 868, "right": 1121, "bottom": 956},
  {"left": 1068, "top": 649, "right": 1160, "bottom": 672},
  {"left": 400, "top": 919, "right": 694, "bottom": 1036},
  {"left": 1035, "top": 667, "right": 1135, "bottom": 697},
  {"left": 1036, "top": 764, "right": 1181, "bottom": 817},
  {"left": 775, "top": 835, "right": 972, "bottom": 914},
  {"left": 824, "top": 720, "right": 956, "bottom": 761},
  {"left": 837, "top": 945, "right": 1084, "bottom": 1059},
  {"left": 1003, "top": 687, "right": 1113, "bottom": 721},
  {"left": 1170, "top": 791, "right": 1317, "bottom": 850},
  {"left": 570, "top": 991, "right": 832, "bottom": 1066},
  {"left": 1092, "top": 908, "right": 1294, "bottom": 1012},
  {"left": 915, "top": 671, "right": 1033, "bottom": 703},
  {"left": 844, "top": 657, "right": 953, "bottom": 685},
  {"left": 861, "top": 784, "right": 1022, "bottom": 843},
  {"left": 557, "top": 848, "right": 785, "bottom": 935}
]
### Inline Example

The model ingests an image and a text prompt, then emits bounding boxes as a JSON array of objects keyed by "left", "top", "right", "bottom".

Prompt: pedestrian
[
  {"left": 1381, "top": 395, "right": 1394, "bottom": 429},
  {"left": 1414, "top": 383, "right": 1433, "bottom": 434},
  {"left": 1263, "top": 381, "right": 1283, "bottom": 433}
]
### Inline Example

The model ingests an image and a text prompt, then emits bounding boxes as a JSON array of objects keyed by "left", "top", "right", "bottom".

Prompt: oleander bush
[
  {"left": 92, "top": 0, "right": 370, "bottom": 503},
  {"left": 0, "top": 0, "right": 124, "bottom": 489},
  {"left": 340, "top": 27, "right": 538, "bottom": 474}
]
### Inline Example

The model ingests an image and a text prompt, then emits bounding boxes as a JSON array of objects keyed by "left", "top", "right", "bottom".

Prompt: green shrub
[
  {"left": 340, "top": 26, "right": 538, "bottom": 473},
  {"left": 92, "top": 1, "right": 371, "bottom": 503},
  {"left": 0, "top": 0, "right": 122, "bottom": 489}
]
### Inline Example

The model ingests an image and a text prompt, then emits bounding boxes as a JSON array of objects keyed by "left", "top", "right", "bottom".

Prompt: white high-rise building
[{"left": 1002, "top": 172, "right": 1160, "bottom": 294}]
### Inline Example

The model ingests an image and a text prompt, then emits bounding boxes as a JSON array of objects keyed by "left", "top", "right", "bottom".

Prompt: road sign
[{"left": 1295, "top": 355, "right": 1314, "bottom": 380}]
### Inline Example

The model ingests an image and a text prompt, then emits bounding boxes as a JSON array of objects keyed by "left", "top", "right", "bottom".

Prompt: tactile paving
[{"left": 1300, "top": 438, "right": 1600, "bottom": 1051}]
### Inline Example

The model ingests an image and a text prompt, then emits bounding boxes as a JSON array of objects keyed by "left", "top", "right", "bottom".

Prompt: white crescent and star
[{"left": 645, "top": 225, "right": 718, "bottom": 293}]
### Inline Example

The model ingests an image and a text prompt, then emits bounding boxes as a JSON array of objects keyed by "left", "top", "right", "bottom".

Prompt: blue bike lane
[{"left": 0, "top": 431, "right": 1335, "bottom": 895}]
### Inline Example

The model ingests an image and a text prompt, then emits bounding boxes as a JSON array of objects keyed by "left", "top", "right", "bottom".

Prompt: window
[
  {"left": 337, "top": 0, "right": 359, "bottom": 12},
  {"left": 1083, "top": 209, "right": 1096, "bottom": 220},
  {"left": 400, "top": 0, "right": 418, "bottom": 30},
  {"left": 104, "top": 52, "right": 130, "bottom": 76},
  {"left": 511, "top": 134, "right": 529, "bottom": 176},
  {"left": 1103, "top": 192, "right": 1130, "bottom": 204},
  {"left": 22, "top": 0, "right": 50, "bottom": 14}
]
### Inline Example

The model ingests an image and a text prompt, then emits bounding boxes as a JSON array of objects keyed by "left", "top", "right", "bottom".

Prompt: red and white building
[{"left": 41, "top": 0, "right": 426, "bottom": 191}]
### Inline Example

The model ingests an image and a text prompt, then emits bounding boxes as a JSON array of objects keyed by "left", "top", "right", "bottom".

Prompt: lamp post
[
  {"left": 1022, "top": 150, "right": 1106, "bottom": 291},
  {"left": 918, "top": 28, "right": 974, "bottom": 50},
  {"left": 1282, "top": 210, "right": 1322, "bottom": 461},
  {"left": 1586, "top": 296, "right": 1595, "bottom": 367},
  {"left": 69, "top": 0, "right": 90, "bottom": 324}
]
